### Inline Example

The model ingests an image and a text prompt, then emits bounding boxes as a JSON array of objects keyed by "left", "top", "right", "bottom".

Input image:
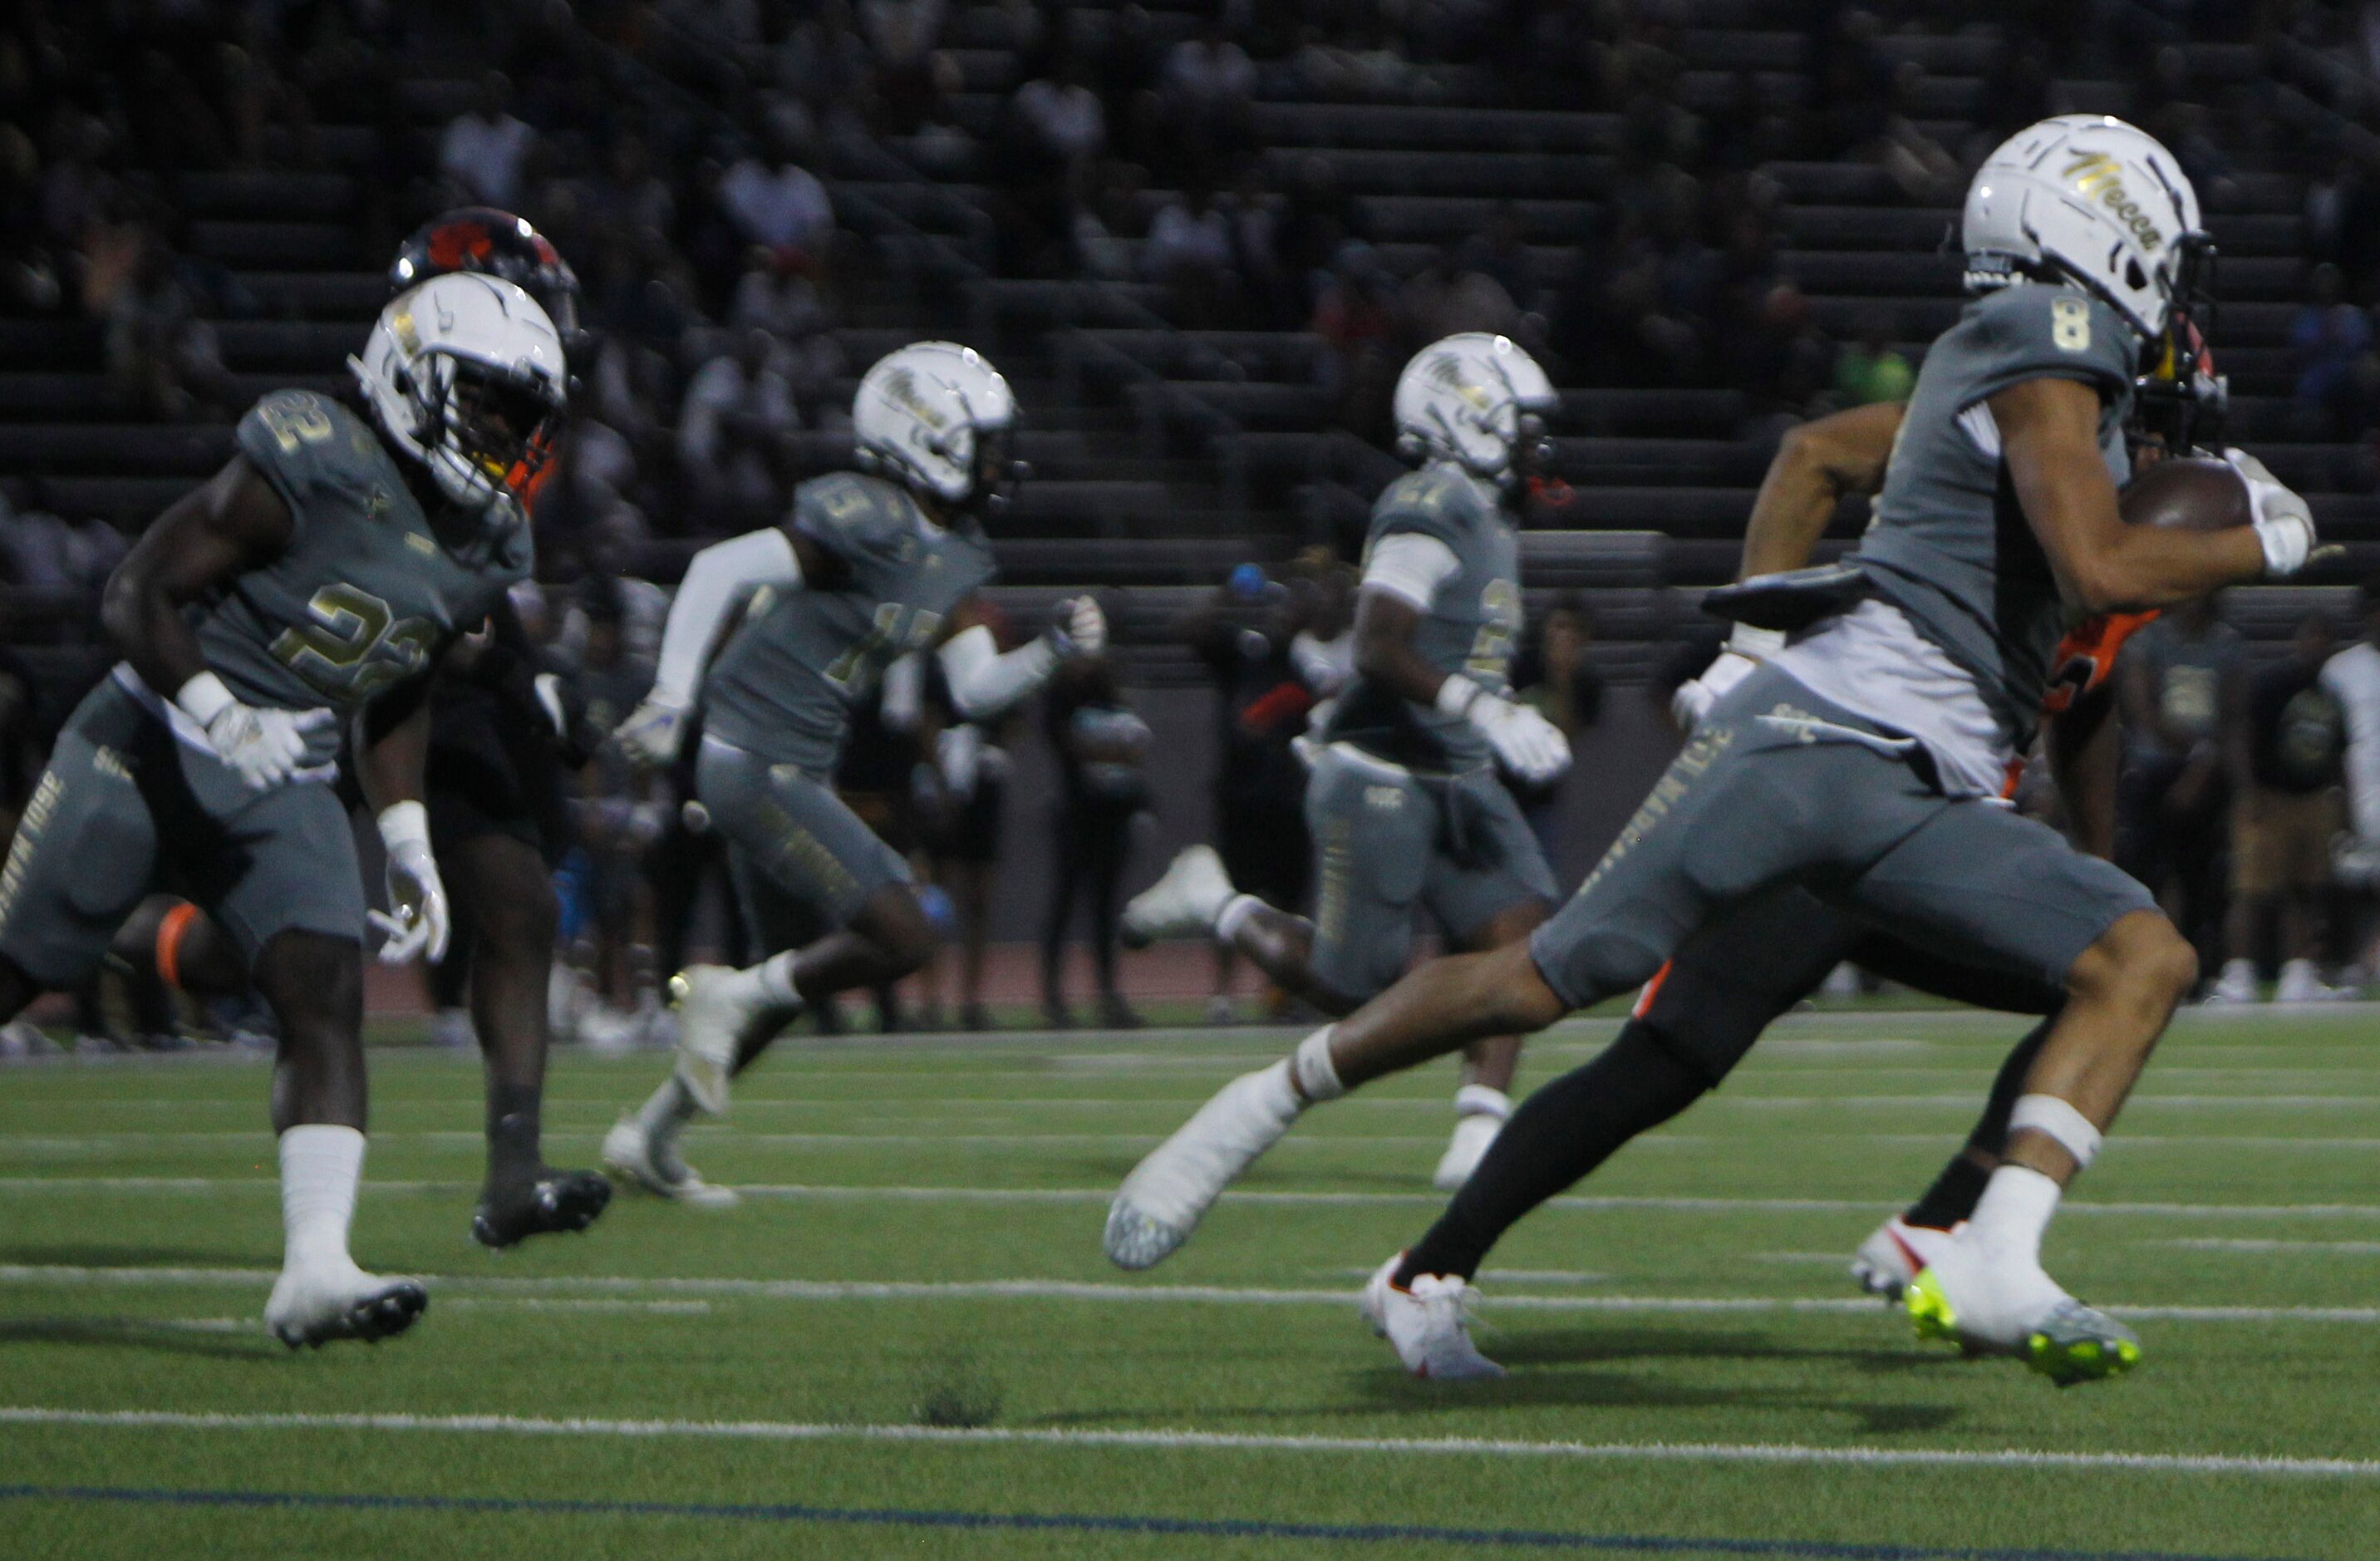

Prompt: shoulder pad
[
  {"left": 1371, "top": 467, "right": 1487, "bottom": 546},
  {"left": 235, "top": 391, "right": 379, "bottom": 512},
  {"left": 793, "top": 471, "right": 913, "bottom": 562},
  {"left": 1955, "top": 284, "right": 2134, "bottom": 403}
]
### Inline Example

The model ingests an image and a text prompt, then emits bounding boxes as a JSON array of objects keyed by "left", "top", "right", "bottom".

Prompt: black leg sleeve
[{"left": 1398, "top": 1020, "right": 1710, "bottom": 1283}]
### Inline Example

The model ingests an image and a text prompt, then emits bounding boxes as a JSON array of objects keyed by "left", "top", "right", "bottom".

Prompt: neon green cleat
[
  {"left": 2025, "top": 1303, "right": 2143, "bottom": 1386},
  {"left": 1906, "top": 1271, "right": 2140, "bottom": 1384}
]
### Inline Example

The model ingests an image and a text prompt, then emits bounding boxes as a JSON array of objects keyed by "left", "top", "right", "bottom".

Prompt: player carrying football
[
  {"left": 1114, "top": 333, "right": 1571, "bottom": 1209},
  {"left": 602, "top": 342, "right": 1104, "bottom": 1204},
  {"left": 0, "top": 270, "right": 566, "bottom": 1346},
  {"left": 1108, "top": 116, "right": 2327, "bottom": 1386}
]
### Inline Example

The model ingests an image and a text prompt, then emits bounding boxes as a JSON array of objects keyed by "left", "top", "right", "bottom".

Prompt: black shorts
[
  {"left": 1634, "top": 884, "right": 2068, "bottom": 1087},
  {"left": 925, "top": 777, "right": 1006, "bottom": 864},
  {"left": 1217, "top": 799, "right": 1310, "bottom": 912},
  {"left": 421, "top": 689, "right": 571, "bottom": 865}
]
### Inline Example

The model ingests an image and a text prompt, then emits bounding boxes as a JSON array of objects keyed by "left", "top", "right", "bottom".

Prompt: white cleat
[
  {"left": 1431, "top": 1111, "right": 1503, "bottom": 1192},
  {"left": 1121, "top": 845, "right": 1236, "bottom": 949},
  {"left": 1850, "top": 1215, "right": 1959, "bottom": 1301},
  {"left": 602, "top": 1115, "right": 740, "bottom": 1209},
  {"left": 2202, "top": 958, "right": 2258, "bottom": 1006},
  {"left": 1104, "top": 1062, "right": 1300, "bottom": 1269},
  {"left": 669, "top": 965, "right": 754, "bottom": 1115},
  {"left": 1905, "top": 1226, "right": 2140, "bottom": 1386},
  {"left": 263, "top": 1260, "right": 428, "bottom": 1349},
  {"left": 1361, "top": 1252, "right": 1504, "bottom": 1381}
]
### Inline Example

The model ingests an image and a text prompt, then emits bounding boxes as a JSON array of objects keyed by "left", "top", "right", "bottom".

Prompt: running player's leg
[
  {"left": 1421, "top": 771, "right": 1559, "bottom": 1185},
  {"left": 1398, "top": 884, "right": 1860, "bottom": 1286},
  {"left": 445, "top": 828, "right": 612, "bottom": 1248},
  {"left": 1108, "top": 707, "right": 1796, "bottom": 1270},
  {"left": 661, "top": 745, "right": 923, "bottom": 1113},
  {"left": 1845, "top": 800, "right": 2191, "bottom": 1379},
  {"left": 0, "top": 696, "right": 167, "bottom": 1026},
  {"left": 192, "top": 763, "right": 426, "bottom": 1348},
  {"left": 1839, "top": 929, "right": 2063, "bottom": 1293}
]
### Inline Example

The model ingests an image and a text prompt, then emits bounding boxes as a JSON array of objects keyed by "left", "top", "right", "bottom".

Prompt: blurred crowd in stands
[{"left": 15, "top": 0, "right": 2380, "bottom": 1039}]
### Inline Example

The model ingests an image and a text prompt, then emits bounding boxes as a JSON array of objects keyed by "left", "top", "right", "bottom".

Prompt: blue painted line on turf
[{"left": 0, "top": 1485, "right": 2305, "bottom": 1560}]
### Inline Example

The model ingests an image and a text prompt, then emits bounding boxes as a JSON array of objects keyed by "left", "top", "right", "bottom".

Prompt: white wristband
[
  {"left": 2009, "top": 1093, "right": 2103, "bottom": 1169},
  {"left": 1726, "top": 623, "right": 1786, "bottom": 659},
  {"left": 376, "top": 800, "right": 431, "bottom": 855},
  {"left": 1434, "top": 674, "right": 1486, "bottom": 720},
  {"left": 175, "top": 671, "right": 237, "bottom": 729}
]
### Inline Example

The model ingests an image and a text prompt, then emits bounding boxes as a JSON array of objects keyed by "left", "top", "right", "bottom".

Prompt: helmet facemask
[
  {"left": 401, "top": 349, "right": 566, "bottom": 518},
  {"left": 2130, "top": 236, "right": 2224, "bottom": 457}
]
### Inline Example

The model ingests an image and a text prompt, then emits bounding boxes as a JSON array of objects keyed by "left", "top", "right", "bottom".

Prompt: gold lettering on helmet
[
  {"left": 392, "top": 308, "right": 420, "bottom": 354},
  {"left": 881, "top": 367, "right": 948, "bottom": 431},
  {"left": 1427, "top": 354, "right": 1492, "bottom": 411},
  {"left": 2062, "top": 153, "right": 2165, "bottom": 254}
]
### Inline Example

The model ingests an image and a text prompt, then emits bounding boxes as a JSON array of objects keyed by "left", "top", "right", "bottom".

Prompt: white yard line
[
  {"left": 2151, "top": 1238, "right": 2380, "bottom": 1255},
  {"left": 0, "top": 1406, "right": 2369, "bottom": 1480},
  {"left": 1, "top": 1178, "right": 2375, "bottom": 1220},
  {"left": 0, "top": 1265, "right": 2367, "bottom": 1323}
]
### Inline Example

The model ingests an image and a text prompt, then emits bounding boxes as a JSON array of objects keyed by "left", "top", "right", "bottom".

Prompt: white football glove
[
  {"left": 175, "top": 672, "right": 337, "bottom": 791},
  {"left": 1670, "top": 625, "right": 1784, "bottom": 731},
  {"left": 1047, "top": 595, "right": 1107, "bottom": 657},
  {"left": 1438, "top": 675, "right": 1571, "bottom": 785},
  {"left": 616, "top": 690, "right": 691, "bottom": 767},
  {"left": 2227, "top": 447, "right": 2323, "bottom": 578},
  {"left": 368, "top": 802, "right": 450, "bottom": 966}
]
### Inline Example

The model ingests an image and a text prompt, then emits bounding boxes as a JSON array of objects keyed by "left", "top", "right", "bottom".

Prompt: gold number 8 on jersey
[{"left": 2052, "top": 298, "right": 2091, "bottom": 352}]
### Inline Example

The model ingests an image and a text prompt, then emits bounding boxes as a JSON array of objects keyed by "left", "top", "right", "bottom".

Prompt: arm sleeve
[
  {"left": 880, "top": 651, "right": 924, "bottom": 731},
  {"left": 937, "top": 623, "right": 1059, "bottom": 721},
  {"left": 1360, "top": 532, "right": 1463, "bottom": 609},
  {"left": 651, "top": 527, "right": 800, "bottom": 705}
]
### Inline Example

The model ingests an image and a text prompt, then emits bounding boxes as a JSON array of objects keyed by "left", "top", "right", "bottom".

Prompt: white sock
[
  {"left": 635, "top": 1074, "right": 700, "bottom": 1140},
  {"left": 1965, "top": 1165, "right": 2062, "bottom": 1262},
  {"left": 278, "top": 1124, "right": 365, "bottom": 1274},
  {"left": 1215, "top": 894, "right": 1262, "bottom": 943},
  {"left": 1290, "top": 1027, "right": 1344, "bottom": 1104},
  {"left": 1453, "top": 1083, "right": 1510, "bottom": 1121}
]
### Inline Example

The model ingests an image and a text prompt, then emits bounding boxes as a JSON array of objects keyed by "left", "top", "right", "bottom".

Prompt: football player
[
  {"left": 107, "top": 210, "right": 615, "bottom": 1251},
  {"left": 0, "top": 270, "right": 566, "bottom": 1346},
  {"left": 1131, "top": 116, "right": 2323, "bottom": 1386},
  {"left": 1106, "top": 334, "right": 1570, "bottom": 1255},
  {"left": 602, "top": 342, "right": 1103, "bottom": 1203}
]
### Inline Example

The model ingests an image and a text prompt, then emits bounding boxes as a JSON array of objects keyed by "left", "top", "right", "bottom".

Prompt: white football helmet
[
  {"left": 853, "top": 341, "right": 1018, "bottom": 508},
  {"left": 1393, "top": 332, "right": 1556, "bottom": 486},
  {"left": 352, "top": 272, "right": 567, "bottom": 518},
  {"left": 1962, "top": 115, "right": 2208, "bottom": 343}
]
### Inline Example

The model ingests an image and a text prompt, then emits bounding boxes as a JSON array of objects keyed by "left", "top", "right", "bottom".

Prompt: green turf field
[{"left": 1, "top": 1007, "right": 2374, "bottom": 1559}]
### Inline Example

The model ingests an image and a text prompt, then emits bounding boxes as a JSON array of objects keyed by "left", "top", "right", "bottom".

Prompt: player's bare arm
[
  {"left": 1995, "top": 377, "right": 2264, "bottom": 611},
  {"left": 101, "top": 456, "right": 294, "bottom": 700},
  {"left": 2044, "top": 682, "right": 2120, "bottom": 860},
  {"left": 1738, "top": 400, "right": 1904, "bottom": 578},
  {"left": 1350, "top": 588, "right": 1443, "bottom": 705}
]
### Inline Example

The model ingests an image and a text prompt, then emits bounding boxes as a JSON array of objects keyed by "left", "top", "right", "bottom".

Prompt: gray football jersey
[
  {"left": 1325, "top": 465, "right": 1522, "bottom": 771},
  {"left": 1851, "top": 283, "right": 2135, "bottom": 745},
  {"left": 703, "top": 471, "right": 998, "bottom": 776},
  {"left": 184, "top": 390, "right": 529, "bottom": 713}
]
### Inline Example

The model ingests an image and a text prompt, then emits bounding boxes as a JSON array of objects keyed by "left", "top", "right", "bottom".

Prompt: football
[{"left": 2121, "top": 454, "right": 2253, "bottom": 532}]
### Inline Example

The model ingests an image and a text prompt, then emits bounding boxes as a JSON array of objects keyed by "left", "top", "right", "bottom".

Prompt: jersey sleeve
[
  {"left": 233, "top": 389, "right": 347, "bottom": 517},
  {"left": 1957, "top": 286, "right": 2135, "bottom": 411}
]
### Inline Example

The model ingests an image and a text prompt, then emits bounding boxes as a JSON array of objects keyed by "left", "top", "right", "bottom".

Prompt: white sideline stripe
[
  {"left": 2, "top": 1178, "right": 2377, "bottom": 1220},
  {"left": 1730, "top": 1095, "right": 2378, "bottom": 1109},
  {"left": 2155, "top": 1238, "right": 2380, "bottom": 1255},
  {"left": 0, "top": 1406, "right": 2371, "bottom": 1480},
  {"left": 0, "top": 1266, "right": 2368, "bottom": 1323}
]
